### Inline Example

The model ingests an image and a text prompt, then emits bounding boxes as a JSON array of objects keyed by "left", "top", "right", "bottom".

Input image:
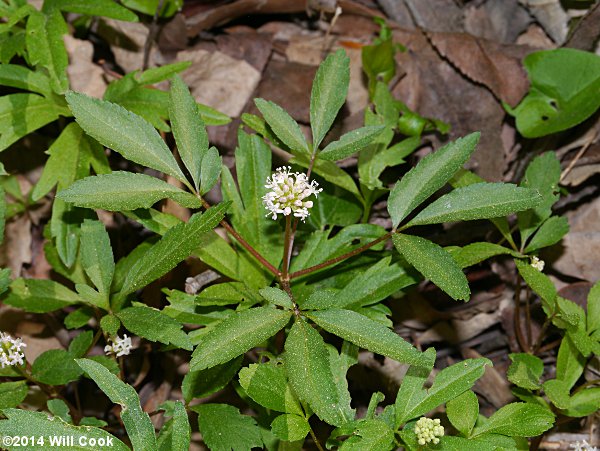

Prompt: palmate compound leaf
[
  {"left": 0, "top": 409, "right": 129, "bottom": 451},
  {"left": 57, "top": 171, "right": 201, "bottom": 211},
  {"left": 310, "top": 48, "right": 351, "bottom": 150},
  {"left": 388, "top": 132, "right": 480, "bottom": 228},
  {"left": 65, "top": 91, "right": 188, "bottom": 184},
  {"left": 189, "top": 307, "right": 292, "bottom": 371},
  {"left": 76, "top": 359, "right": 158, "bottom": 451},
  {"left": 393, "top": 233, "right": 470, "bottom": 301},
  {"left": 405, "top": 183, "right": 541, "bottom": 227},
  {"left": 118, "top": 202, "right": 228, "bottom": 298},
  {"left": 284, "top": 318, "right": 348, "bottom": 427},
  {"left": 307, "top": 309, "right": 425, "bottom": 366}
]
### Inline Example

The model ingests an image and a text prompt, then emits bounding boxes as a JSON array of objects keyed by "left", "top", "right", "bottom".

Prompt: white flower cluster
[
  {"left": 263, "top": 166, "right": 322, "bottom": 221},
  {"left": 104, "top": 334, "right": 133, "bottom": 357},
  {"left": 414, "top": 417, "right": 444, "bottom": 446},
  {"left": 0, "top": 332, "right": 26, "bottom": 368},
  {"left": 570, "top": 440, "right": 598, "bottom": 451},
  {"left": 531, "top": 256, "right": 545, "bottom": 272}
]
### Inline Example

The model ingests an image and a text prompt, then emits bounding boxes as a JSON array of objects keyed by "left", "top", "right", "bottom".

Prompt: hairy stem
[
  {"left": 289, "top": 232, "right": 392, "bottom": 279},
  {"left": 309, "top": 426, "right": 325, "bottom": 451},
  {"left": 513, "top": 275, "right": 530, "bottom": 352}
]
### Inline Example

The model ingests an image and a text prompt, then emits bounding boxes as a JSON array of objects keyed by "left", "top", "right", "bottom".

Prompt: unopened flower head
[
  {"left": 263, "top": 166, "right": 322, "bottom": 221},
  {"left": 0, "top": 332, "right": 26, "bottom": 368},
  {"left": 104, "top": 334, "right": 133, "bottom": 357},
  {"left": 414, "top": 417, "right": 444, "bottom": 446},
  {"left": 531, "top": 256, "right": 545, "bottom": 272}
]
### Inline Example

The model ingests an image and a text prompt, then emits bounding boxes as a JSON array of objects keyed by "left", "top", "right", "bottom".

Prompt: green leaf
[
  {"left": 335, "top": 419, "right": 395, "bottom": 451},
  {"left": 393, "top": 233, "right": 470, "bottom": 301},
  {"left": 169, "top": 74, "right": 208, "bottom": 191},
  {"left": 0, "top": 187, "right": 4, "bottom": 246},
  {"left": 437, "top": 434, "right": 528, "bottom": 451},
  {"left": 32, "top": 349, "right": 83, "bottom": 385},
  {"left": 259, "top": 287, "right": 293, "bottom": 309},
  {"left": 68, "top": 330, "right": 93, "bottom": 358},
  {"left": 239, "top": 362, "right": 303, "bottom": 415},
  {"left": 292, "top": 153, "right": 361, "bottom": 198},
  {"left": 450, "top": 242, "right": 522, "bottom": 268},
  {"left": 271, "top": 414, "right": 310, "bottom": 442},
  {"left": 66, "top": 91, "right": 187, "bottom": 183},
  {"left": 0, "top": 381, "right": 28, "bottom": 409},
  {"left": 119, "top": 203, "right": 227, "bottom": 297},
  {"left": 514, "top": 258, "right": 556, "bottom": 315},
  {"left": 26, "top": 10, "right": 68, "bottom": 94},
  {"left": 524, "top": 216, "right": 569, "bottom": 253},
  {"left": 47, "top": 398, "right": 72, "bottom": 423},
  {"left": 197, "top": 102, "right": 231, "bottom": 126},
  {"left": 388, "top": 133, "right": 480, "bottom": 228},
  {"left": 76, "top": 358, "right": 158, "bottom": 451},
  {"left": 308, "top": 309, "right": 425, "bottom": 366},
  {"left": 362, "top": 37, "right": 396, "bottom": 95},
  {"left": 319, "top": 126, "right": 385, "bottom": 161},
  {"left": 5, "top": 278, "right": 81, "bottom": 313},
  {"left": 32, "top": 122, "right": 108, "bottom": 202},
  {"left": 517, "top": 152, "right": 561, "bottom": 243},
  {"left": 284, "top": 319, "right": 346, "bottom": 426},
  {"left": 64, "top": 306, "right": 94, "bottom": 329},
  {"left": 100, "top": 314, "right": 121, "bottom": 337},
  {"left": 588, "top": 280, "right": 600, "bottom": 334},
  {"left": 406, "top": 183, "right": 541, "bottom": 227},
  {"left": 327, "top": 343, "right": 356, "bottom": 423},
  {"left": 254, "top": 98, "right": 309, "bottom": 155},
  {"left": 403, "top": 358, "right": 491, "bottom": 422},
  {"left": 57, "top": 172, "right": 200, "bottom": 211},
  {"left": 80, "top": 219, "right": 114, "bottom": 300},
  {"left": 120, "top": 0, "right": 182, "bottom": 18},
  {"left": 193, "top": 404, "right": 263, "bottom": 451},
  {"left": 446, "top": 390, "right": 479, "bottom": 436},
  {"left": 157, "top": 400, "right": 190, "bottom": 451},
  {"left": 0, "top": 93, "right": 67, "bottom": 151},
  {"left": 507, "top": 353, "right": 544, "bottom": 390},
  {"left": 307, "top": 187, "right": 362, "bottom": 228},
  {"left": 182, "top": 356, "right": 242, "bottom": 402},
  {"left": 556, "top": 335, "right": 585, "bottom": 390},
  {"left": 310, "top": 49, "right": 350, "bottom": 149},
  {"left": 135, "top": 62, "right": 191, "bottom": 86},
  {"left": 394, "top": 350, "right": 435, "bottom": 427},
  {"left": 507, "top": 49, "right": 600, "bottom": 138},
  {"left": 43, "top": 0, "right": 139, "bottom": 21},
  {"left": 200, "top": 146, "right": 221, "bottom": 195},
  {"left": 222, "top": 130, "right": 282, "bottom": 266},
  {"left": 543, "top": 379, "right": 571, "bottom": 409},
  {"left": 190, "top": 307, "right": 291, "bottom": 371},
  {"left": 0, "top": 409, "right": 129, "bottom": 451},
  {"left": 471, "top": 402, "right": 554, "bottom": 437},
  {"left": 117, "top": 305, "right": 192, "bottom": 350},
  {"left": 562, "top": 388, "right": 600, "bottom": 417},
  {"left": 0, "top": 63, "right": 51, "bottom": 95}
]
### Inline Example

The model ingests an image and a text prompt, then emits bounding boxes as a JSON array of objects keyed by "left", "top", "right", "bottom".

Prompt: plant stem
[
  {"left": 282, "top": 215, "right": 292, "bottom": 279},
  {"left": 309, "top": 427, "right": 325, "bottom": 451},
  {"left": 199, "top": 198, "right": 280, "bottom": 277},
  {"left": 513, "top": 275, "right": 530, "bottom": 352},
  {"left": 142, "top": 0, "right": 165, "bottom": 70},
  {"left": 289, "top": 232, "right": 392, "bottom": 279},
  {"left": 532, "top": 314, "right": 556, "bottom": 354}
]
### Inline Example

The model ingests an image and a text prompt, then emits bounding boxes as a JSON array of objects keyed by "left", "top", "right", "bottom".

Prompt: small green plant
[{"left": 0, "top": 41, "right": 561, "bottom": 449}]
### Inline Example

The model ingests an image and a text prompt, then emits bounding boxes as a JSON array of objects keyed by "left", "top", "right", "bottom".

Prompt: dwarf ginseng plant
[{"left": 0, "top": 49, "right": 557, "bottom": 450}]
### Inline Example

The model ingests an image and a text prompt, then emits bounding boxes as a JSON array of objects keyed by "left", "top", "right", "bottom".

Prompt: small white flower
[
  {"left": 104, "top": 334, "right": 133, "bottom": 357},
  {"left": 570, "top": 440, "right": 598, "bottom": 451},
  {"left": 531, "top": 256, "right": 545, "bottom": 272},
  {"left": 0, "top": 332, "right": 27, "bottom": 368},
  {"left": 414, "top": 417, "right": 444, "bottom": 446},
  {"left": 262, "top": 166, "right": 322, "bottom": 221}
]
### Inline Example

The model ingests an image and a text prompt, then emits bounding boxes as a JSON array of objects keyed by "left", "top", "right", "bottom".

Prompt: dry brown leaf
[
  {"left": 64, "top": 35, "right": 107, "bottom": 98},
  {"left": 462, "top": 348, "right": 514, "bottom": 408},
  {"left": 519, "top": 0, "right": 568, "bottom": 44},
  {"left": 464, "top": 0, "right": 531, "bottom": 44},
  {"left": 176, "top": 49, "right": 261, "bottom": 118},
  {"left": 429, "top": 32, "right": 530, "bottom": 107}
]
